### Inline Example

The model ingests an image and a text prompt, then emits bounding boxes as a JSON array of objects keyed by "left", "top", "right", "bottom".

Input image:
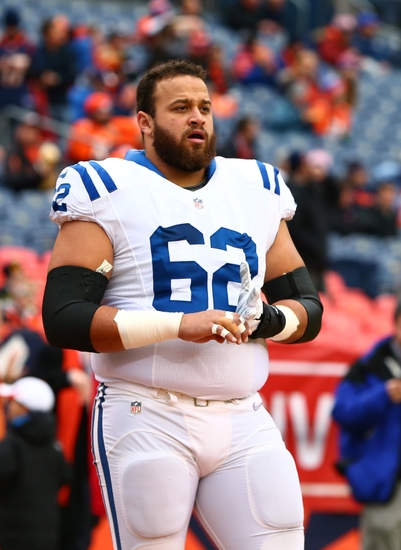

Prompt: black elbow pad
[
  {"left": 42, "top": 266, "right": 109, "bottom": 352},
  {"left": 262, "top": 266, "right": 323, "bottom": 343}
]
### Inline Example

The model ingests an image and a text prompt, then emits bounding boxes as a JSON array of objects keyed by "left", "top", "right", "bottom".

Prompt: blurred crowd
[
  {"left": 0, "top": 0, "right": 401, "bottom": 183},
  {"left": 1, "top": 0, "right": 401, "bottom": 548},
  {"left": 0, "top": 0, "right": 400, "bottom": 252}
]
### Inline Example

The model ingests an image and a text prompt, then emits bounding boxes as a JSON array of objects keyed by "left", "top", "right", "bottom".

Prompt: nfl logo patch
[
  {"left": 193, "top": 197, "right": 204, "bottom": 209},
  {"left": 129, "top": 401, "right": 142, "bottom": 414}
]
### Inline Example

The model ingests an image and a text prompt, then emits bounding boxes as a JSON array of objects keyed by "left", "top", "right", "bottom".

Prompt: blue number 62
[{"left": 150, "top": 223, "right": 258, "bottom": 313}]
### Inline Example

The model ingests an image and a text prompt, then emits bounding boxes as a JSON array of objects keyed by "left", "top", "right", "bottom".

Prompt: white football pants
[{"left": 91, "top": 382, "right": 304, "bottom": 550}]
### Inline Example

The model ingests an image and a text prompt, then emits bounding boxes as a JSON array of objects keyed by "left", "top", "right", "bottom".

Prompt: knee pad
[
  {"left": 120, "top": 452, "right": 190, "bottom": 538},
  {"left": 246, "top": 443, "right": 304, "bottom": 530}
]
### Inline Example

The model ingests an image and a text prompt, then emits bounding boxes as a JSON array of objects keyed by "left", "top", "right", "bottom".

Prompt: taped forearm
[{"left": 114, "top": 310, "right": 184, "bottom": 349}]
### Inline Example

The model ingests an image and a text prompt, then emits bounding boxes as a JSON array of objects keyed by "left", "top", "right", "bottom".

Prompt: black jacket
[{"left": 0, "top": 411, "right": 70, "bottom": 550}]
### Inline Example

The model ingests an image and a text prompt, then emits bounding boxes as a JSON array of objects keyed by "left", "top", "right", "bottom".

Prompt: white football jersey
[{"left": 49, "top": 151, "right": 296, "bottom": 399}]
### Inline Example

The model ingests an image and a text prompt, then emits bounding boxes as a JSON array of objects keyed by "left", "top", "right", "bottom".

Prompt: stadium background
[{"left": 1, "top": 0, "right": 401, "bottom": 548}]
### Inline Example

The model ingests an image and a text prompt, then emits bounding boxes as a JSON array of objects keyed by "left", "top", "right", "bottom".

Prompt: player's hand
[
  {"left": 178, "top": 310, "right": 251, "bottom": 345},
  {"left": 236, "top": 261, "right": 263, "bottom": 332},
  {"left": 386, "top": 379, "right": 401, "bottom": 403}
]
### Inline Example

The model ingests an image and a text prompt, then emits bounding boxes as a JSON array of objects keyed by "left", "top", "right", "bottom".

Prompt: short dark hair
[{"left": 136, "top": 59, "right": 208, "bottom": 118}]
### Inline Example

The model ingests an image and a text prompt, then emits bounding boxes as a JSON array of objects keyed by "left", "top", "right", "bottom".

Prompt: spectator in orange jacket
[{"left": 65, "top": 91, "right": 142, "bottom": 163}]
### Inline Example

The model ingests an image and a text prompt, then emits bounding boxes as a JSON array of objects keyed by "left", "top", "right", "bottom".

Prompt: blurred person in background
[
  {"left": 206, "top": 43, "right": 234, "bottom": 95},
  {"left": 134, "top": 0, "right": 175, "bottom": 45},
  {"left": 365, "top": 180, "right": 399, "bottom": 237},
  {"left": 30, "top": 15, "right": 78, "bottom": 123},
  {"left": 0, "top": 290, "right": 95, "bottom": 550},
  {"left": 276, "top": 45, "right": 353, "bottom": 139},
  {"left": 276, "top": 41, "right": 322, "bottom": 134},
  {"left": 0, "top": 261, "right": 26, "bottom": 302},
  {"left": 340, "top": 159, "right": 374, "bottom": 207},
  {"left": 0, "top": 7, "right": 36, "bottom": 111},
  {"left": 69, "top": 24, "right": 96, "bottom": 77},
  {"left": 65, "top": 91, "right": 142, "bottom": 163},
  {"left": 3, "top": 112, "right": 61, "bottom": 193},
  {"left": 258, "top": 0, "right": 296, "bottom": 41},
  {"left": 332, "top": 301, "right": 401, "bottom": 550},
  {"left": 135, "top": 2, "right": 189, "bottom": 70},
  {"left": 336, "top": 48, "right": 362, "bottom": 109},
  {"left": 0, "top": 376, "right": 70, "bottom": 550},
  {"left": 29, "top": 344, "right": 96, "bottom": 550},
  {"left": 67, "top": 68, "right": 109, "bottom": 122},
  {"left": 352, "top": 12, "right": 396, "bottom": 71},
  {"left": 171, "top": 0, "right": 212, "bottom": 68},
  {"left": 173, "top": 0, "right": 208, "bottom": 40},
  {"left": 315, "top": 13, "right": 358, "bottom": 68},
  {"left": 329, "top": 181, "right": 375, "bottom": 235},
  {"left": 286, "top": 149, "right": 338, "bottom": 291},
  {"left": 302, "top": 78, "right": 353, "bottom": 139},
  {"left": 232, "top": 30, "right": 280, "bottom": 87},
  {"left": 91, "top": 26, "right": 136, "bottom": 95},
  {"left": 224, "top": 0, "right": 279, "bottom": 34},
  {"left": 217, "top": 115, "right": 260, "bottom": 159},
  {"left": 35, "top": 141, "right": 63, "bottom": 191}
]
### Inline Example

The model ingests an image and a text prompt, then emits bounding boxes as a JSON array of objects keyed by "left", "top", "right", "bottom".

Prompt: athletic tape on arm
[
  {"left": 269, "top": 305, "right": 300, "bottom": 341},
  {"left": 114, "top": 310, "right": 184, "bottom": 349}
]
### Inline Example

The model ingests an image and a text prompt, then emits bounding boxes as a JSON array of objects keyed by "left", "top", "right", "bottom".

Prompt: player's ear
[{"left": 137, "top": 111, "right": 153, "bottom": 137}]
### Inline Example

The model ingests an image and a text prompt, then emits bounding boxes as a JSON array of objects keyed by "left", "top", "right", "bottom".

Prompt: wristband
[
  {"left": 269, "top": 305, "right": 300, "bottom": 342},
  {"left": 114, "top": 310, "right": 184, "bottom": 349}
]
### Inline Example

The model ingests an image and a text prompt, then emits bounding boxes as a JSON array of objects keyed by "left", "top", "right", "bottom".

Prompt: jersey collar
[{"left": 124, "top": 148, "right": 217, "bottom": 182}]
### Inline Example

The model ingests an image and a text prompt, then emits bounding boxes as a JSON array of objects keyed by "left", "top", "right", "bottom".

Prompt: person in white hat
[
  {"left": 0, "top": 376, "right": 55, "bottom": 413},
  {"left": 0, "top": 376, "right": 70, "bottom": 550}
]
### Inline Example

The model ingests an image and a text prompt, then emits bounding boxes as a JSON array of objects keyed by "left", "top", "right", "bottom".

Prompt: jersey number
[
  {"left": 52, "top": 183, "right": 71, "bottom": 212},
  {"left": 150, "top": 224, "right": 258, "bottom": 313}
]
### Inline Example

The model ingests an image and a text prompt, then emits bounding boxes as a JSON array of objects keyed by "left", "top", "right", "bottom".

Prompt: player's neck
[{"left": 145, "top": 150, "right": 207, "bottom": 188}]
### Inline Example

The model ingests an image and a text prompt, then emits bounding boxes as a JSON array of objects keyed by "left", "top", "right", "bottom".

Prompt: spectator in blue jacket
[{"left": 332, "top": 300, "right": 401, "bottom": 550}]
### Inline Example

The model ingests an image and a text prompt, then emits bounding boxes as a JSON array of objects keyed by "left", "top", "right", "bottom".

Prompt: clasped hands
[{"left": 178, "top": 262, "right": 263, "bottom": 345}]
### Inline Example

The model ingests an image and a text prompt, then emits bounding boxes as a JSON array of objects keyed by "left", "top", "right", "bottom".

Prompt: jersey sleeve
[
  {"left": 49, "top": 163, "right": 96, "bottom": 227},
  {"left": 260, "top": 162, "right": 296, "bottom": 221},
  {"left": 275, "top": 168, "right": 296, "bottom": 221}
]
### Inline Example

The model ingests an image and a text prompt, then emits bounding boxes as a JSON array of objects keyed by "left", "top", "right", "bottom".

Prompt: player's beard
[{"left": 152, "top": 121, "right": 217, "bottom": 172}]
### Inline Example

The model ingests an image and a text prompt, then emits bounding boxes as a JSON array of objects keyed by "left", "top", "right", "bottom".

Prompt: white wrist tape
[
  {"left": 114, "top": 310, "right": 184, "bottom": 349},
  {"left": 269, "top": 305, "right": 300, "bottom": 342}
]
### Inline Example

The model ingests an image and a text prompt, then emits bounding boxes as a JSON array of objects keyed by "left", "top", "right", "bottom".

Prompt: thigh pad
[
  {"left": 120, "top": 451, "right": 190, "bottom": 538},
  {"left": 247, "top": 443, "right": 304, "bottom": 530}
]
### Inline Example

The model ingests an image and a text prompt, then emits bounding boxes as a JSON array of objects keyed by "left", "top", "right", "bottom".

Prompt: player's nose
[{"left": 189, "top": 107, "right": 205, "bottom": 125}]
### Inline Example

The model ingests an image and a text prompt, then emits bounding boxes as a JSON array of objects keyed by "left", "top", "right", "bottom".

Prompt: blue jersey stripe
[
  {"left": 93, "top": 384, "right": 123, "bottom": 550},
  {"left": 71, "top": 163, "right": 100, "bottom": 200},
  {"left": 273, "top": 167, "right": 281, "bottom": 196},
  {"left": 256, "top": 160, "right": 270, "bottom": 190},
  {"left": 89, "top": 161, "right": 118, "bottom": 192}
]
